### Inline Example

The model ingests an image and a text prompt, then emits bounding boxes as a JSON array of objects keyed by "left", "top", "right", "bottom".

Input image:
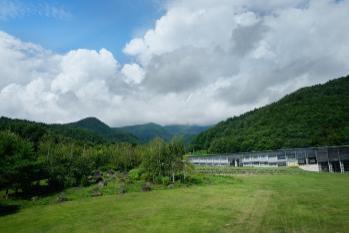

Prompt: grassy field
[{"left": 0, "top": 170, "right": 349, "bottom": 233}]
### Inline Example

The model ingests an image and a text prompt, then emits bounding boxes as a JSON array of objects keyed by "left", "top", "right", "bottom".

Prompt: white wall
[{"left": 299, "top": 164, "right": 320, "bottom": 172}]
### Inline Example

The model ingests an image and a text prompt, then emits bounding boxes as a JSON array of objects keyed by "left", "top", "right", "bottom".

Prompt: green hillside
[
  {"left": 0, "top": 116, "right": 207, "bottom": 146},
  {"left": 0, "top": 117, "right": 138, "bottom": 146},
  {"left": 67, "top": 117, "right": 113, "bottom": 135},
  {"left": 0, "top": 117, "right": 105, "bottom": 146},
  {"left": 118, "top": 123, "right": 210, "bottom": 143},
  {"left": 118, "top": 123, "right": 171, "bottom": 143},
  {"left": 68, "top": 117, "right": 138, "bottom": 143},
  {"left": 164, "top": 125, "right": 211, "bottom": 136},
  {"left": 164, "top": 125, "right": 211, "bottom": 143},
  {"left": 192, "top": 75, "right": 349, "bottom": 153}
]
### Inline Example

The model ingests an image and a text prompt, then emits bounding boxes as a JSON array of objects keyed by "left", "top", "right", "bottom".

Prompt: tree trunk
[{"left": 5, "top": 189, "right": 9, "bottom": 200}]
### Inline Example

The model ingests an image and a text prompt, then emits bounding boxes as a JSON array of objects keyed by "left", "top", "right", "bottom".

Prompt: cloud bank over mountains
[{"left": 1, "top": 0, "right": 349, "bottom": 126}]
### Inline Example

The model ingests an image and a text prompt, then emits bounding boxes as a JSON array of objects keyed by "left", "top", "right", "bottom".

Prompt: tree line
[{"left": 0, "top": 130, "right": 191, "bottom": 197}]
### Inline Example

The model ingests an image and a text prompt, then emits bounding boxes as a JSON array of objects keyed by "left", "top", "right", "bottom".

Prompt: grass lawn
[{"left": 0, "top": 171, "right": 348, "bottom": 233}]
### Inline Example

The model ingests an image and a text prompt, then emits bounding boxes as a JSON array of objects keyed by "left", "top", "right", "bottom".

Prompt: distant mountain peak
[
  {"left": 117, "top": 122, "right": 211, "bottom": 144},
  {"left": 75, "top": 117, "right": 107, "bottom": 125},
  {"left": 66, "top": 117, "right": 138, "bottom": 143}
]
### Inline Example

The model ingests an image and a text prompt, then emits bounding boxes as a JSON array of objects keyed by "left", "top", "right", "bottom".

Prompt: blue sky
[{"left": 0, "top": 0, "right": 163, "bottom": 62}]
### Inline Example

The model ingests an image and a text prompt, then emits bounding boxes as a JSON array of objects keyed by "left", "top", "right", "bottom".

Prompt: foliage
[
  {"left": 128, "top": 168, "right": 142, "bottom": 181},
  {"left": 140, "top": 137, "right": 187, "bottom": 183},
  {"left": 0, "top": 131, "right": 43, "bottom": 193},
  {"left": 39, "top": 140, "right": 96, "bottom": 188},
  {"left": 192, "top": 75, "right": 349, "bottom": 153},
  {"left": 0, "top": 130, "right": 189, "bottom": 195}
]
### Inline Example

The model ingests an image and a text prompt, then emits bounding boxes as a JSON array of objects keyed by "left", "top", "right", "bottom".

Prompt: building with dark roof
[{"left": 189, "top": 146, "right": 349, "bottom": 173}]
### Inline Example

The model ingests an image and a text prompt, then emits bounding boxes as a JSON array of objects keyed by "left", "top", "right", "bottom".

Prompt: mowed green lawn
[{"left": 1, "top": 172, "right": 349, "bottom": 233}]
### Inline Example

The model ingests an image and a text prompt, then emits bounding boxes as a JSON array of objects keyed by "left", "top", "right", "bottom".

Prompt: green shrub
[
  {"left": 156, "top": 176, "right": 170, "bottom": 185},
  {"left": 80, "top": 176, "right": 90, "bottom": 187},
  {"left": 140, "top": 172, "right": 151, "bottom": 181},
  {"left": 184, "top": 175, "right": 205, "bottom": 185},
  {"left": 128, "top": 168, "right": 142, "bottom": 181},
  {"left": 118, "top": 183, "right": 127, "bottom": 194}
]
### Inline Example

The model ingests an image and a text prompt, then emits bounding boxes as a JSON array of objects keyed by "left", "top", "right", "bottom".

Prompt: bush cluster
[{"left": 0, "top": 131, "right": 193, "bottom": 196}]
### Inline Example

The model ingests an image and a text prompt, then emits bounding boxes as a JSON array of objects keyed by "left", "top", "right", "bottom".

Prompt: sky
[
  {"left": 0, "top": 0, "right": 163, "bottom": 61},
  {"left": 0, "top": 0, "right": 349, "bottom": 126}
]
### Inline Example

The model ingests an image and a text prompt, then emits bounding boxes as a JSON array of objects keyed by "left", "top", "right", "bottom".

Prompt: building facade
[{"left": 189, "top": 146, "right": 349, "bottom": 173}]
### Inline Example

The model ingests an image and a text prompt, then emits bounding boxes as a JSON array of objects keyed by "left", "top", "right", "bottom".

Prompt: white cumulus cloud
[
  {"left": 1, "top": 0, "right": 349, "bottom": 126},
  {"left": 121, "top": 63, "right": 145, "bottom": 84}
]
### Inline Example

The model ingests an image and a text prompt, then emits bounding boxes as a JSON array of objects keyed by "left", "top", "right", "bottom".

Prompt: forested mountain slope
[
  {"left": 118, "top": 123, "right": 210, "bottom": 143},
  {"left": 68, "top": 117, "right": 138, "bottom": 143},
  {"left": 0, "top": 116, "right": 208, "bottom": 146},
  {"left": 0, "top": 117, "right": 138, "bottom": 146},
  {"left": 192, "top": 75, "right": 349, "bottom": 153},
  {"left": 164, "top": 125, "right": 211, "bottom": 143},
  {"left": 118, "top": 123, "right": 171, "bottom": 143}
]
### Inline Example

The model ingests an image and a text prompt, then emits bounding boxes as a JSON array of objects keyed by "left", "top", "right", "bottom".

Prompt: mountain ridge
[
  {"left": 67, "top": 117, "right": 140, "bottom": 143},
  {"left": 0, "top": 116, "right": 210, "bottom": 145},
  {"left": 117, "top": 122, "right": 210, "bottom": 143}
]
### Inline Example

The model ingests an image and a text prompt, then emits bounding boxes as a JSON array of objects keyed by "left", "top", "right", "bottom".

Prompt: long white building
[{"left": 189, "top": 146, "right": 349, "bottom": 173}]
